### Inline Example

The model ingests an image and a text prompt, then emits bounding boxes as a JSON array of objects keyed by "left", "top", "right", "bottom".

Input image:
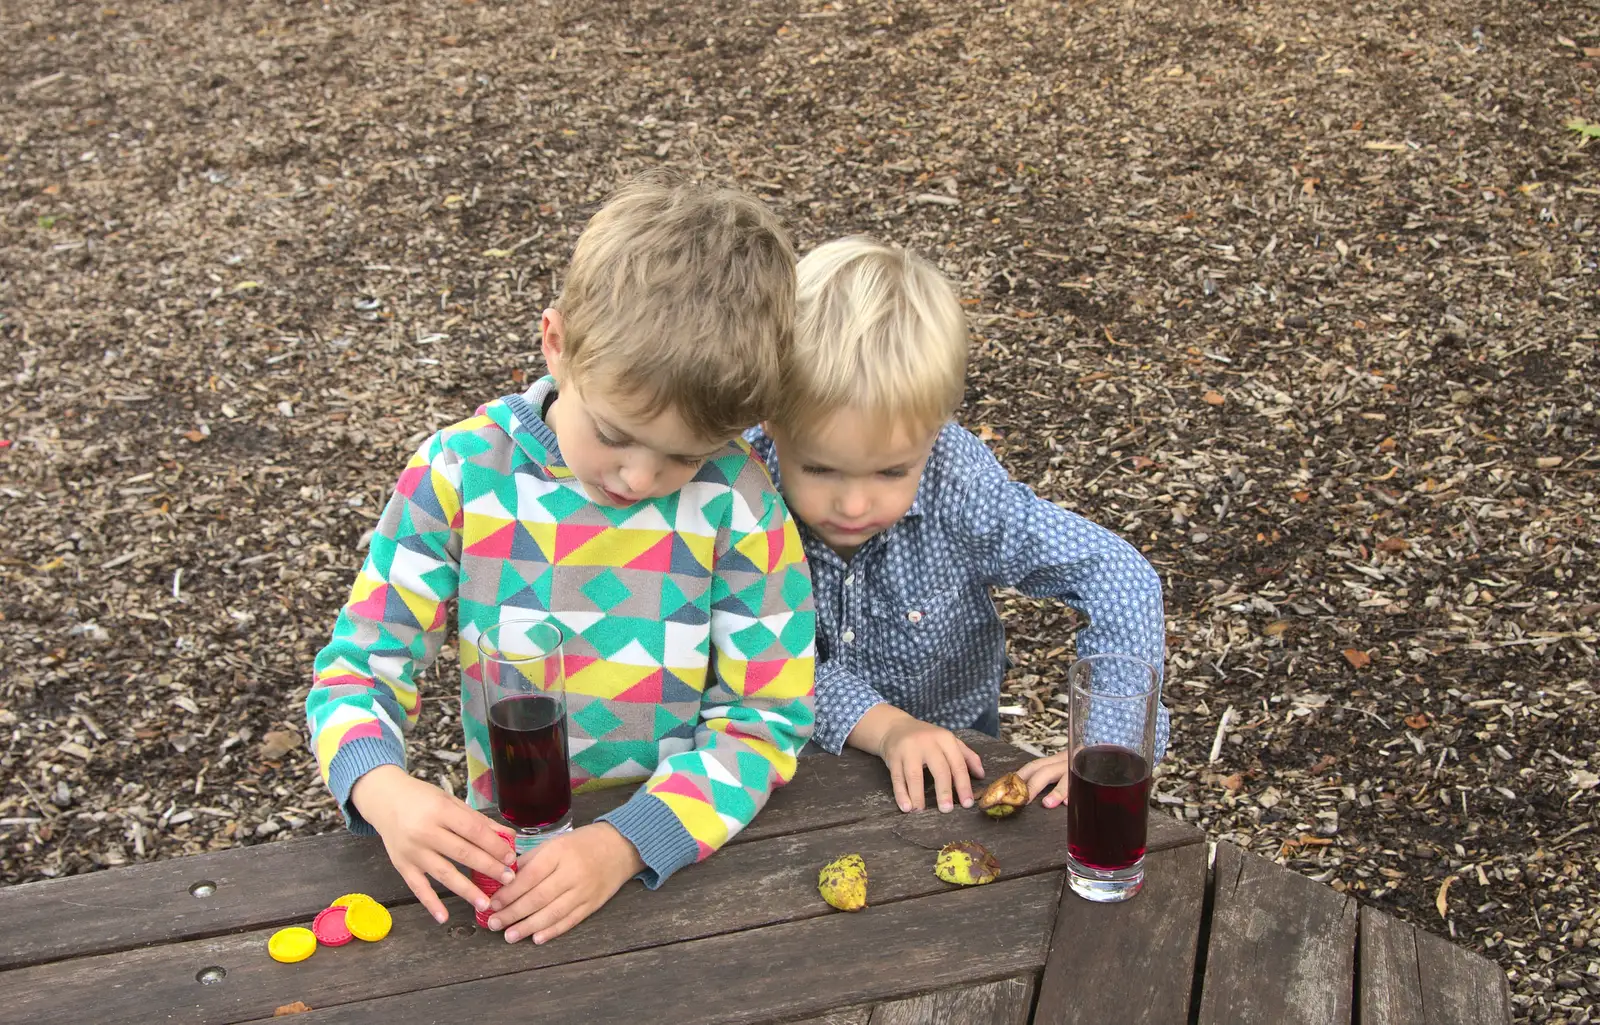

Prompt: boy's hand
[
  {"left": 849, "top": 705, "right": 985, "bottom": 813},
  {"left": 350, "top": 765, "right": 518, "bottom": 924},
  {"left": 487, "top": 823, "right": 644, "bottom": 944},
  {"left": 1016, "top": 750, "right": 1074, "bottom": 809}
]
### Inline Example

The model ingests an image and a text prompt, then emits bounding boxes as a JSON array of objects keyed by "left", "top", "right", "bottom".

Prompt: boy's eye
[
  {"left": 673, "top": 455, "right": 706, "bottom": 468},
  {"left": 801, "top": 465, "right": 835, "bottom": 477},
  {"left": 596, "top": 429, "right": 629, "bottom": 449},
  {"left": 879, "top": 468, "right": 909, "bottom": 480}
]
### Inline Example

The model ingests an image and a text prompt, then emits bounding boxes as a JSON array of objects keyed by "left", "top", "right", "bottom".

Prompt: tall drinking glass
[
  {"left": 1065, "top": 653, "right": 1160, "bottom": 902},
  {"left": 475, "top": 618, "right": 573, "bottom": 848}
]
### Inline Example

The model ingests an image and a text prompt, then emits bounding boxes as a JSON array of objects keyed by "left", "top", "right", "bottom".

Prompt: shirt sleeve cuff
[
  {"left": 325, "top": 735, "right": 408, "bottom": 835},
  {"left": 596, "top": 790, "right": 701, "bottom": 890},
  {"left": 813, "top": 662, "right": 889, "bottom": 755}
]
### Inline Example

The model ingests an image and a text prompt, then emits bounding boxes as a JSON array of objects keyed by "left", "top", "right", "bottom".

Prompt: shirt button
[
  {"left": 842, "top": 629, "right": 856, "bottom": 644},
  {"left": 907, "top": 610, "right": 922, "bottom": 623},
  {"left": 844, "top": 574, "right": 853, "bottom": 586}
]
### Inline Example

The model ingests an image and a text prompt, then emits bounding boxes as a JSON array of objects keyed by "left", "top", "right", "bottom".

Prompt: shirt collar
[{"left": 905, "top": 468, "right": 930, "bottom": 520}]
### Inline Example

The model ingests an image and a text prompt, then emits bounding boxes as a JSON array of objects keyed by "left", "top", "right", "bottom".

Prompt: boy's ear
[{"left": 540, "top": 309, "right": 566, "bottom": 374}]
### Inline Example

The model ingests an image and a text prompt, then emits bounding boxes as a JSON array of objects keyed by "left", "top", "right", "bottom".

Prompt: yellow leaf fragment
[{"left": 1436, "top": 875, "right": 1457, "bottom": 919}]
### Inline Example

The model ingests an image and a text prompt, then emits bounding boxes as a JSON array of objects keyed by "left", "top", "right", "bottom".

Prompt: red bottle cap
[{"left": 312, "top": 905, "right": 353, "bottom": 947}]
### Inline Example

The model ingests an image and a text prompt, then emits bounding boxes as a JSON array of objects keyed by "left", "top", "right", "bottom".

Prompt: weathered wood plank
[
  {"left": 0, "top": 738, "right": 907, "bottom": 971},
  {"left": 781, "top": 1010, "right": 871, "bottom": 1025},
  {"left": 0, "top": 798, "right": 1095, "bottom": 1024},
  {"left": 0, "top": 830, "right": 409, "bottom": 975},
  {"left": 1197, "top": 842, "right": 1358, "bottom": 1025},
  {"left": 869, "top": 975, "right": 1036, "bottom": 1025},
  {"left": 1358, "top": 907, "right": 1513, "bottom": 1024},
  {"left": 0, "top": 733, "right": 1199, "bottom": 972},
  {"left": 1033, "top": 842, "right": 1207, "bottom": 1024},
  {"left": 238, "top": 874, "right": 1065, "bottom": 1025}
]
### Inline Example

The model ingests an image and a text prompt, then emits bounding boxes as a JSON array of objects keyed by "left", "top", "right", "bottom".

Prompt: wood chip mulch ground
[{"left": 2, "top": 0, "right": 1596, "bottom": 1019}]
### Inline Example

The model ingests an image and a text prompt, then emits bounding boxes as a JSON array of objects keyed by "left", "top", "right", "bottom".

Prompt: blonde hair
[
  {"left": 555, "top": 176, "right": 796, "bottom": 441},
  {"left": 775, "top": 236, "right": 967, "bottom": 434}
]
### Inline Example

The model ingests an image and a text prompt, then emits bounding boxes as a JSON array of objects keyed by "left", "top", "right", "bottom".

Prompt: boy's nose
[
  {"left": 837, "top": 488, "right": 870, "bottom": 520},
  {"left": 620, "top": 462, "right": 655, "bottom": 495}
]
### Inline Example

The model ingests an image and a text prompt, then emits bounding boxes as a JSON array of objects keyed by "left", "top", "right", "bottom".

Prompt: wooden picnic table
[{"left": 0, "top": 733, "right": 1511, "bottom": 1024}]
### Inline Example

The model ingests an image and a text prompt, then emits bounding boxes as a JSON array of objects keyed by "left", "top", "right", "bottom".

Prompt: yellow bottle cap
[
  {"left": 328, "top": 892, "right": 377, "bottom": 910},
  {"left": 268, "top": 927, "right": 317, "bottom": 964},
  {"left": 346, "top": 900, "right": 392, "bottom": 941}
]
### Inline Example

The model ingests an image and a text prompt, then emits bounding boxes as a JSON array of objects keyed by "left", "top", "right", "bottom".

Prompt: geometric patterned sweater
[{"left": 307, "top": 377, "right": 817, "bottom": 887}]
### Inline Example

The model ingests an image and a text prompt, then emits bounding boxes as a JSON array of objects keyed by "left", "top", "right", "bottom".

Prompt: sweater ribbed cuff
[
  {"left": 596, "top": 791, "right": 700, "bottom": 890},
  {"left": 326, "top": 735, "right": 408, "bottom": 836}
]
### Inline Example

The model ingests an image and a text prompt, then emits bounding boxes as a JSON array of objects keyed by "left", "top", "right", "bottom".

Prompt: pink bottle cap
[{"left": 312, "top": 905, "right": 353, "bottom": 947}]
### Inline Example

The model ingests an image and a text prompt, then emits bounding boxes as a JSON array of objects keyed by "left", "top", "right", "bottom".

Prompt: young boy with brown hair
[
  {"left": 307, "top": 179, "right": 816, "bottom": 945},
  {"left": 746, "top": 236, "right": 1167, "bottom": 815}
]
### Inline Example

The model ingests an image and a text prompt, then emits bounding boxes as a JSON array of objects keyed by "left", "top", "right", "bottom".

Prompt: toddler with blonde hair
[{"left": 746, "top": 236, "right": 1167, "bottom": 814}]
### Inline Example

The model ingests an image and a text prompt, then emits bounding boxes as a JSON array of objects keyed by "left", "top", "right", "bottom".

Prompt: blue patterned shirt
[{"left": 746, "top": 422, "right": 1170, "bottom": 757}]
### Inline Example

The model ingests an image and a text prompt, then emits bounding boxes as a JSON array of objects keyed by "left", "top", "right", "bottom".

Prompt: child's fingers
[
  {"left": 1016, "top": 752, "right": 1069, "bottom": 786},
  {"left": 493, "top": 872, "right": 564, "bottom": 932},
  {"left": 509, "top": 888, "right": 583, "bottom": 944},
  {"left": 439, "top": 821, "right": 516, "bottom": 885},
  {"left": 902, "top": 753, "right": 929, "bottom": 811},
  {"left": 490, "top": 851, "right": 567, "bottom": 929},
  {"left": 888, "top": 758, "right": 913, "bottom": 813},
  {"left": 1027, "top": 759, "right": 1077, "bottom": 802},
  {"left": 959, "top": 741, "right": 985, "bottom": 781},
  {"left": 1040, "top": 774, "right": 1071, "bottom": 809},
  {"left": 398, "top": 863, "right": 450, "bottom": 925},
  {"left": 1023, "top": 765, "right": 1064, "bottom": 802},
  {"left": 927, "top": 751, "right": 955, "bottom": 813},
  {"left": 448, "top": 803, "right": 519, "bottom": 869},
  {"left": 419, "top": 849, "right": 490, "bottom": 912},
  {"left": 532, "top": 902, "right": 592, "bottom": 946},
  {"left": 945, "top": 743, "right": 975, "bottom": 809},
  {"left": 490, "top": 843, "right": 561, "bottom": 910}
]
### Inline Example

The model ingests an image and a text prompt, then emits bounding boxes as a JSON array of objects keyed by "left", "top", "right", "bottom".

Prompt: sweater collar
[{"left": 485, "top": 375, "right": 575, "bottom": 477}]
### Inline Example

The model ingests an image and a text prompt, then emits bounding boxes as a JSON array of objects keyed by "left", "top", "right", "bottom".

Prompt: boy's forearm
[
  {"left": 844, "top": 702, "right": 914, "bottom": 758},
  {"left": 319, "top": 721, "right": 409, "bottom": 833},
  {"left": 811, "top": 660, "right": 893, "bottom": 754},
  {"left": 594, "top": 822, "right": 647, "bottom": 878},
  {"left": 348, "top": 763, "right": 410, "bottom": 827}
]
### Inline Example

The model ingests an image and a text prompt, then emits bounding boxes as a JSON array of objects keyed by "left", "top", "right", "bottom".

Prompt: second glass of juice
[
  {"left": 1064, "top": 653, "right": 1160, "bottom": 903},
  {"left": 475, "top": 618, "right": 573, "bottom": 848}
]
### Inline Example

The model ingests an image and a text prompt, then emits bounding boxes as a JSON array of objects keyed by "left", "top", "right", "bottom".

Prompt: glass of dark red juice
[
  {"left": 475, "top": 618, "right": 572, "bottom": 848},
  {"left": 1064, "top": 653, "right": 1160, "bottom": 902}
]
